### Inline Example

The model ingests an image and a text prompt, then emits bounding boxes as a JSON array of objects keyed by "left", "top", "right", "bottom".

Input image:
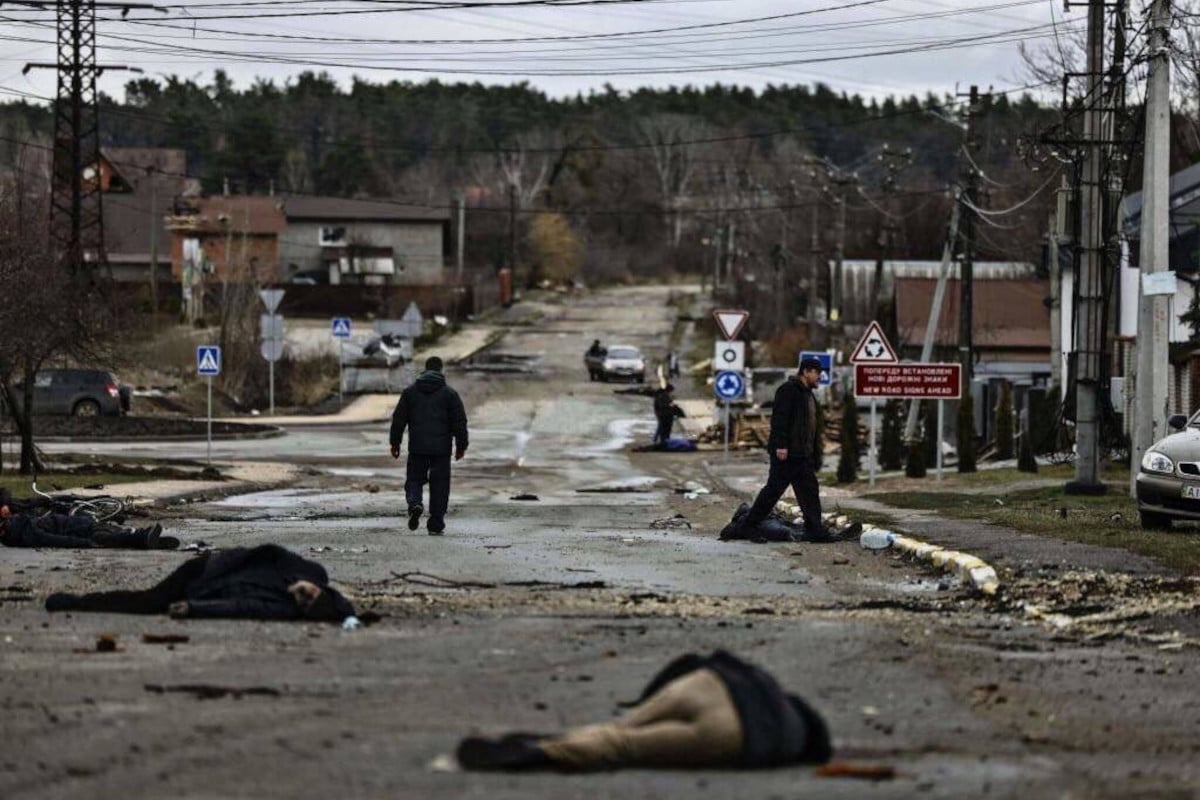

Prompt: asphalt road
[{"left": 4, "top": 286, "right": 1199, "bottom": 799}]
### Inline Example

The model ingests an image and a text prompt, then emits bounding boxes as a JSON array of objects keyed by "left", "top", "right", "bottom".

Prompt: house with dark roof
[
  {"left": 278, "top": 196, "right": 450, "bottom": 286},
  {"left": 98, "top": 148, "right": 197, "bottom": 284}
]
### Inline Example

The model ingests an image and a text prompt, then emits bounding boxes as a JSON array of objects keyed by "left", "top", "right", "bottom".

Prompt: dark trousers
[
  {"left": 654, "top": 415, "right": 674, "bottom": 444},
  {"left": 64, "top": 555, "right": 209, "bottom": 614},
  {"left": 406, "top": 453, "right": 452, "bottom": 522},
  {"left": 743, "top": 454, "right": 823, "bottom": 533}
]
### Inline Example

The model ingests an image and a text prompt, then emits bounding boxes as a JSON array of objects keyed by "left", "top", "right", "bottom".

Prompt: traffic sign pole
[
  {"left": 339, "top": 341, "right": 345, "bottom": 407},
  {"left": 207, "top": 375, "right": 212, "bottom": 466},
  {"left": 937, "top": 400, "right": 945, "bottom": 482},
  {"left": 869, "top": 399, "right": 877, "bottom": 487},
  {"left": 723, "top": 401, "right": 730, "bottom": 463},
  {"left": 269, "top": 359, "right": 275, "bottom": 416}
]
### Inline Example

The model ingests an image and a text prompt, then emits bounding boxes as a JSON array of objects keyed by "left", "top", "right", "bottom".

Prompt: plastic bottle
[
  {"left": 341, "top": 616, "right": 362, "bottom": 631},
  {"left": 859, "top": 529, "right": 895, "bottom": 550}
]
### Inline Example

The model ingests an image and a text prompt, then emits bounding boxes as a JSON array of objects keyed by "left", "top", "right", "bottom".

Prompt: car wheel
[
  {"left": 1139, "top": 510, "right": 1173, "bottom": 530},
  {"left": 72, "top": 399, "right": 101, "bottom": 417}
]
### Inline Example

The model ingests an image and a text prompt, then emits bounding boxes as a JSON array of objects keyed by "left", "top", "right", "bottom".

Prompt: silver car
[
  {"left": 597, "top": 345, "right": 646, "bottom": 383},
  {"left": 1135, "top": 411, "right": 1200, "bottom": 528}
]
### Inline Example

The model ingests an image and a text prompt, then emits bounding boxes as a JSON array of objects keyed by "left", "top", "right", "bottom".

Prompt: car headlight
[
  {"left": 1142, "top": 450, "right": 1175, "bottom": 474},
  {"left": 634, "top": 361, "right": 644, "bottom": 370},
  {"left": 603, "top": 360, "right": 614, "bottom": 370}
]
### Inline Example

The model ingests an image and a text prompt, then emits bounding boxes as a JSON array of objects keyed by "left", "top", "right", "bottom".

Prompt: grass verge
[
  {"left": 0, "top": 472, "right": 152, "bottom": 497},
  {"left": 872, "top": 485, "right": 1200, "bottom": 574}
]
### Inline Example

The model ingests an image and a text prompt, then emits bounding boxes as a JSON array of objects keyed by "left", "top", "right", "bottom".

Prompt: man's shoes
[
  {"left": 802, "top": 527, "right": 837, "bottom": 543},
  {"left": 45, "top": 592, "right": 80, "bottom": 612},
  {"left": 427, "top": 517, "right": 445, "bottom": 535},
  {"left": 838, "top": 521, "right": 864, "bottom": 539},
  {"left": 145, "top": 522, "right": 180, "bottom": 550},
  {"left": 407, "top": 505, "right": 423, "bottom": 531},
  {"left": 456, "top": 735, "right": 552, "bottom": 771}
]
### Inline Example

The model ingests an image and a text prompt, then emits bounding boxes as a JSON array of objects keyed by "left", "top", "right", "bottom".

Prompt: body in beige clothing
[{"left": 538, "top": 667, "right": 744, "bottom": 770}]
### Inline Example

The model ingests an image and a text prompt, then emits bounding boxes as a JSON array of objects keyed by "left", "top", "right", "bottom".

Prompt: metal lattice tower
[{"left": 50, "top": 0, "right": 104, "bottom": 273}]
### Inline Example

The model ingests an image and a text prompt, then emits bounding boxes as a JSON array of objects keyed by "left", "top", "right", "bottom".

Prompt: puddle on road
[{"left": 213, "top": 489, "right": 370, "bottom": 509}]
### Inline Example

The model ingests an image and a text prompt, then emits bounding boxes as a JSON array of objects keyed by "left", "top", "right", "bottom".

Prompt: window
[{"left": 319, "top": 226, "right": 347, "bottom": 246}]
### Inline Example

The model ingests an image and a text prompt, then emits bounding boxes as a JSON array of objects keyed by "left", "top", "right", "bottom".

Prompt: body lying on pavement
[
  {"left": 718, "top": 502, "right": 860, "bottom": 544},
  {"left": 0, "top": 505, "right": 177, "bottom": 550},
  {"left": 45, "top": 544, "right": 355, "bottom": 622},
  {"left": 456, "top": 650, "right": 832, "bottom": 771}
]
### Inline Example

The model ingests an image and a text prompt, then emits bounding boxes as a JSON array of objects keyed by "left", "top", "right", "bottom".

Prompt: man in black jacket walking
[
  {"left": 389, "top": 356, "right": 469, "bottom": 535},
  {"left": 738, "top": 356, "right": 829, "bottom": 541}
]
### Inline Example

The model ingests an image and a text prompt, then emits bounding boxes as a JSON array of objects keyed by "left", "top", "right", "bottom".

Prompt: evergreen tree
[
  {"left": 906, "top": 408, "right": 928, "bottom": 478},
  {"left": 837, "top": 400, "right": 859, "bottom": 484},
  {"left": 957, "top": 395, "right": 977, "bottom": 473},
  {"left": 995, "top": 381, "right": 1015, "bottom": 460},
  {"left": 881, "top": 400, "right": 903, "bottom": 470}
]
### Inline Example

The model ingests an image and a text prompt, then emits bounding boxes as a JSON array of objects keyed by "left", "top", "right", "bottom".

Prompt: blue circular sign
[{"left": 714, "top": 370, "right": 745, "bottom": 401}]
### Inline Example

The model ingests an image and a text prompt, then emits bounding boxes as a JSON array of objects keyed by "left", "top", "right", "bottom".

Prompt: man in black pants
[
  {"left": 652, "top": 383, "right": 683, "bottom": 446},
  {"left": 737, "top": 357, "right": 830, "bottom": 541},
  {"left": 389, "top": 356, "right": 469, "bottom": 535},
  {"left": 45, "top": 544, "right": 355, "bottom": 622}
]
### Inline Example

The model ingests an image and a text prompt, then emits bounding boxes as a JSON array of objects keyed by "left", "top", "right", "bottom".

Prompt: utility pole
[
  {"left": 873, "top": 144, "right": 912, "bottom": 317},
  {"left": 1067, "top": 0, "right": 1109, "bottom": 495},
  {"left": 148, "top": 165, "right": 158, "bottom": 315},
  {"left": 1131, "top": 0, "right": 1173, "bottom": 496},
  {"left": 956, "top": 85, "right": 988, "bottom": 473},
  {"left": 724, "top": 220, "right": 736, "bottom": 287},
  {"left": 455, "top": 190, "right": 465, "bottom": 279},
  {"left": 508, "top": 182, "right": 518, "bottom": 284},
  {"left": 1048, "top": 201, "right": 1062, "bottom": 390},
  {"left": 809, "top": 200, "right": 821, "bottom": 339},
  {"left": 22, "top": 0, "right": 156, "bottom": 276}
]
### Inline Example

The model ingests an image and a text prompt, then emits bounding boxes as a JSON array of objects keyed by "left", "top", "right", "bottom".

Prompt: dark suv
[{"left": 10, "top": 369, "right": 131, "bottom": 417}]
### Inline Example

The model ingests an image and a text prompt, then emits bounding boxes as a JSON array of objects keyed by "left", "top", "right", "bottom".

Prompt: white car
[{"left": 597, "top": 345, "right": 646, "bottom": 383}]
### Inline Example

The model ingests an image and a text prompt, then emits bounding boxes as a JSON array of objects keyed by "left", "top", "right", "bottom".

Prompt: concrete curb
[{"left": 775, "top": 501, "right": 1001, "bottom": 596}]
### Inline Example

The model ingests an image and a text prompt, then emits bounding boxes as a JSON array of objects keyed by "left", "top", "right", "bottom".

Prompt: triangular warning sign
[
  {"left": 712, "top": 309, "right": 749, "bottom": 340},
  {"left": 849, "top": 321, "right": 898, "bottom": 364}
]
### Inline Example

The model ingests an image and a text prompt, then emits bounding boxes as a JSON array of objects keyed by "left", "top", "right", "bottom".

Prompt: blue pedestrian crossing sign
[
  {"left": 714, "top": 370, "right": 745, "bottom": 401},
  {"left": 331, "top": 317, "right": 353, "bottom": 339},
  {"left": 799, "top": 351, "right": 834, "bottom": 387},
  {"left": 196, "top": 345, "right": 221, "bottom": 376}
]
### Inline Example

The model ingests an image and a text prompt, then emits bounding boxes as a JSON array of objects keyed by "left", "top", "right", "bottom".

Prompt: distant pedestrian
[
  {"left": 389, "top": 356, "right": 469, "bottom": 535},
  {"left": 653, "top": 383, "right": 684, "bottom": 446},
  {"left": 737, "top": 356, "right": 829, "bottom": 541},
  {"left": 667, "top": 350, "right": 681, "bottom": 378}
]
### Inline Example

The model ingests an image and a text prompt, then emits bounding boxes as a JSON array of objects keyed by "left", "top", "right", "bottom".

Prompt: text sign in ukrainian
[{"left": 854, "top": 362, "right": 962, "bottom": 399}]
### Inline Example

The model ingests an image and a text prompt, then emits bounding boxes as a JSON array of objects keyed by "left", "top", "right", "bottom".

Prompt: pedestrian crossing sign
[
  {"left": 196, "top": 345, "right": 222, "bottom": 376},
  {"left": 331, "top": 317, "right": 353, "bottom": 338}
]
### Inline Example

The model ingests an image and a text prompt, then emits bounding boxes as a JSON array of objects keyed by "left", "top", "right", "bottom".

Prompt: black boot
[
  {"left": 94, "top": 527, "right": 151, "bottom": 549},
  {"left": 46, "top": 592, "right": 81, "bottom": 612}
]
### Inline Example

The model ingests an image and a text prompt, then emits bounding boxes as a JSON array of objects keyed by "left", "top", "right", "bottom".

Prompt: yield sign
[
  {"left": 259, "top": 288, "right": 285, "bottom": 313},
  {"left": 401, "top": 302, "right": 423, "bottom": 325},
  {"left": 850, "top": 320, "right": 898, "bottom": 364},
  {"left": 712, "top": 309, "right": 749, "bottom": 340}
]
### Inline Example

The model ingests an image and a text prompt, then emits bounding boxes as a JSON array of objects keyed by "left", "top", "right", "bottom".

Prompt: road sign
[
  {"left": 260, "top": 314, "right": 284, "bottom": 340},
  {"left": 259, "top": 288, "right": 285, "bottom": 314},
  {"left": 850, "top": 320, "right": 899, "bottom": 364},
  {"left": 712, "top": 309, "right": 749, "bottom": 340},
  {"left": 331, "top": 317, "right": 353, "bottom": 338},
  {"left": 799, "top": 351, "right": 834, "bottom": 387},
  {"left": 260, "top": 339, "right": 284, "bottom": 363},
  {"left": 713, "top": 340, "right": 745, "bottom": 372},
  {"left": 196, "top": 345, "right": 221, "bottom": 376},
  {"left": 854, "top": 362, "right": 962, "bottom": 399},
  {"left": 713, "top": 370, "right": 745, "bottom": 401}
]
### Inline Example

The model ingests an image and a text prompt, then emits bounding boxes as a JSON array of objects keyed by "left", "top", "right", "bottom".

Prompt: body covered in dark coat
[{"left": 389, "top": 370, "right": 469, "bottom": 456}]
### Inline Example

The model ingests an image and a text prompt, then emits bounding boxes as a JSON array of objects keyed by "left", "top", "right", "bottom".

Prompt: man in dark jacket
[
  {"left": 738, "top": 357, "right": 829, "bottom": 541},
  {"left": 0, "top": 504, "right": 178, "bottom": 549},
  {"left": 652, "top": 383, "right": 684, "bottom": 445},
  {"left": 456, "top": 650, "right": 832, "bottom": 771},
  {"left": 389, "top": 356, "right": 469, "bottom": 535},
  {"left": 45, "top": 544, "right": 355, "bottom": 622}
]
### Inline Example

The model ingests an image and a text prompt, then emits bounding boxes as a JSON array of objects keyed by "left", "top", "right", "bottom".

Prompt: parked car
[
  {"left": 594, "top": 345, "right": 646, "bottom": 383},
  {"left": 1135, "top": 411, "right": 1200, "bottom": 528},
  {"left": 8, "top": 369, "right": 130, "bottom": 417}
]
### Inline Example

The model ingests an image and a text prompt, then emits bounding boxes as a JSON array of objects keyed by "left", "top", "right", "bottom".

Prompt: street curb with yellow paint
[{"left": 775, "top": 501, "right": 1001, "bottom": 596}]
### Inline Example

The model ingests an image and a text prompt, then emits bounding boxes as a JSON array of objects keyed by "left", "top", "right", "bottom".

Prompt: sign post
[
  {"left": 714, "top": 370, "right": 745, "bottom": 462},
  {"left": 196, "top": 345, "right": 222, "bottom": 466},
  {"left": 259, "top": 289, "right": 285, "bottom": 416},
  {"left": 937, "top": 398, "right": 945, "bottom": 482},
  {"left": 331, "top": 317, "right": 353, "bottom": 406},
  {"left": 849, "top": 321, "right": 900, "bottom": 486}
]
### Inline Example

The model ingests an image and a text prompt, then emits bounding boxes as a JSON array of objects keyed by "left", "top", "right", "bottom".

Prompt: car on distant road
[
  {"left": 1135, "top": 411, "right": 1200, "bottom": 528},
  {"left": 7, "top": 369, "right": 130, "bottom": 417},
  {"left": 594, "top": 345, "right": 645, "bottom": 383}
]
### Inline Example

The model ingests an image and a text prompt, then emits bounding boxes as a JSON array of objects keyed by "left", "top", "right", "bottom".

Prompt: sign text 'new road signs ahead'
[
  {"left": 854, "top": 362, "right": 962, "bottom": 399},
  {"left": 712, "top": 309, "right": 749, "bottom": 340},
  {"left": 850, "top": 320, "right": 898, "bottom": 364},
  {"left": 713, "top": 340, "right": 745, "bottom": 372},
  {"left": 331, "top": 317, "right": 353, "bottom": 338},
  {"left": 196, "top": 345, "right": 221, "bottom": 376},
  {"left": 799, "top": 351, "right": 834, "bottom": 387},
  {"left": 714, "top": 370, "right": 745, "bottom": 401}
]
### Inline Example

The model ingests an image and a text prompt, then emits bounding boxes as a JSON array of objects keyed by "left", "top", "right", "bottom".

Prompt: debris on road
[
  {"left": 142, "top": 633, "right": 190, "bottom": 645},
  {"left": 815, "top": 762, "right": 897, "bottom": 781},
  {"left": 510, "top": 494, "right": 540, "bottom": 501},
  {"left": 144, "top": 683, "right": 282, "bottom": 700},
  {"left": 650, "top": 514, "right": 691, "bottom": 530}
]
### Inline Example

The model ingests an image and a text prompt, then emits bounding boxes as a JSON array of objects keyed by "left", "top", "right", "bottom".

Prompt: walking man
[
  {"left": 737, "top": 357, "right": 830, "bottom": 541},
  {"left": 653, "top": 383, "right": 683, "bottom": 446},
  {"left": 389, "top": 356, "right": 469, "bottom": 535}
]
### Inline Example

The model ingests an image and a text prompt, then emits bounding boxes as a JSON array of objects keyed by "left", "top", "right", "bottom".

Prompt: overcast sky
[{"left": 0, "top": 0, "right": 1079, "bottom": 105}]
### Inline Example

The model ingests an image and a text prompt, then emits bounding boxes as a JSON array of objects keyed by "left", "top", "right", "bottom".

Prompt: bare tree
[
  {"left": 0, "top": 163, "right": 118, "bottom": 473},
  {"left": 637, "top": 114, "right": 709, "bottom": 249}
]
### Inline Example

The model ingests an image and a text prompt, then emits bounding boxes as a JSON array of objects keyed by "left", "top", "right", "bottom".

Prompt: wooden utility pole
[
  {"left": 508, "top": 182, "right": 518, "bottom": 283},
  {"left": 1067, "top": 0, "right": 1108, "bottom": 495},
  {"left": 1131, "top": 0, "right": 1173, "bottom": 497},
  {"left": 148, "top": 165, "right": 158, "bottom": 314}
]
